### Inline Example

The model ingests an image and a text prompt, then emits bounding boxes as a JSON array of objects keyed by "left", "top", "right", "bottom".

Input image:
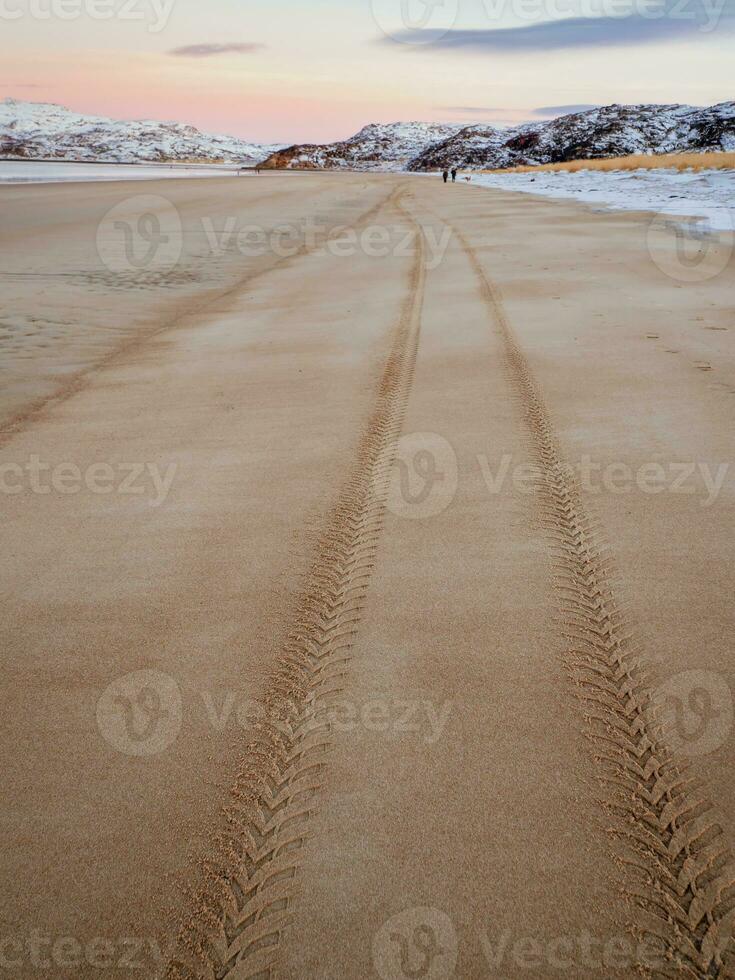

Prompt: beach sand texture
[{"left": 1, "top": 173, "right": 734, "bottom": 978}]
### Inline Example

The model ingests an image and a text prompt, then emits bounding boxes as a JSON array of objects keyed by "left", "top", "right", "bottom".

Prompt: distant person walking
[
  {"left": 451, "top": 167, "right": 457, "bottom": 182},
  {"left": 442, "top": 169, "right": 448, "bottom": 183}
]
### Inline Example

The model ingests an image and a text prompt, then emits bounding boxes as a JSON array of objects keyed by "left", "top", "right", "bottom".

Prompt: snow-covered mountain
[
  {"left": 0, "top": 99, "right": 283, "bottom": 164},
  {"left": 3, "top": 99, "right": 733, "bottom": 171},
  {"left": 260, "top": 122, "right": 464, "bottom": 171},
  {"left": 410, "top": 102, "right": 735, "bottom": 170},
  {"left": 261, "top": 103, "right": 735, "bottom": 172}
]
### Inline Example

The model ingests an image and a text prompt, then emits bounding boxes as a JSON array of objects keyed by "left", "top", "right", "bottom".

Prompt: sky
[{"left": 1, "top": 0, "right": 733, "bottom": 143}]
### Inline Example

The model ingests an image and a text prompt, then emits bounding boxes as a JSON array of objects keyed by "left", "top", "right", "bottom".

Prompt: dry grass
[{"left": 485, "top": 151, "right": 735, "bottom": 174}]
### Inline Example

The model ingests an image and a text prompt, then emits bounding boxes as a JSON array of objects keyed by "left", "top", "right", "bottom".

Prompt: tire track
[
  {"left": 447, "top": 221, "right": 735, "bottom": 978},
  {"left": 165, "top": 199, "right": 425, "bottom": 980}
]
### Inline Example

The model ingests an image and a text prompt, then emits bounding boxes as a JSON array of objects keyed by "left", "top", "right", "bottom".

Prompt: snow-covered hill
[
  {"left": 4, "top": 99, "right": 734, "bottom": 171},
  {"left": 409, "top": 103, "right": 735, "bottom": 170},
  {"left": 260, "top": 122, "right": 464, "bottom": 171},
  {"left": 261, "top": 103, "right": 735, "bottom": 172},
  {"left": 0, "top": 99, "right": 283, "bottom": 164}
]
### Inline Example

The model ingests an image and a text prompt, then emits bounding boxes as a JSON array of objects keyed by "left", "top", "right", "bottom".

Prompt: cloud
[
  {"left": 168, "top": 43, "right": 265, "bottom": 58},
  {"left": 381, "top": 6, "right": 735, "bottom": 51},
  {"left": 532, "top": 104, "right": 601, "bottom": 115}
]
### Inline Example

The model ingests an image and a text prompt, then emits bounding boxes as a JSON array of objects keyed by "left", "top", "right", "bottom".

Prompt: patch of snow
[{"left": 470, "top": 167, "right": 735, "bottom": 232}]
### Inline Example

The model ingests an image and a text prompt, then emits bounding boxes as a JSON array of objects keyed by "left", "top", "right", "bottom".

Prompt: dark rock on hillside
[{"left": 408, "top": 102, "right": 735, "bottom": 171}]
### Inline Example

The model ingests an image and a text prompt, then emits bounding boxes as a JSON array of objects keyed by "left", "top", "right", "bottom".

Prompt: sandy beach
[{"left": 1, "top": 173, "right": 734, "bottom": 978}]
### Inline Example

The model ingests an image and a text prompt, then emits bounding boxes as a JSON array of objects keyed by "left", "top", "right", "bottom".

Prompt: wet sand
[{"left": 1, "top": 174, "right": 734, "bottom": 978}]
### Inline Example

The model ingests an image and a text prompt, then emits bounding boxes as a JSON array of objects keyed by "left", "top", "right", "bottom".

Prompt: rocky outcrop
[
  {"left": 408, "top": 102, "right": 735, "bottom": 170},
  {"left": 259, "top": 122, "right": 463, "bottom": 170}
]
